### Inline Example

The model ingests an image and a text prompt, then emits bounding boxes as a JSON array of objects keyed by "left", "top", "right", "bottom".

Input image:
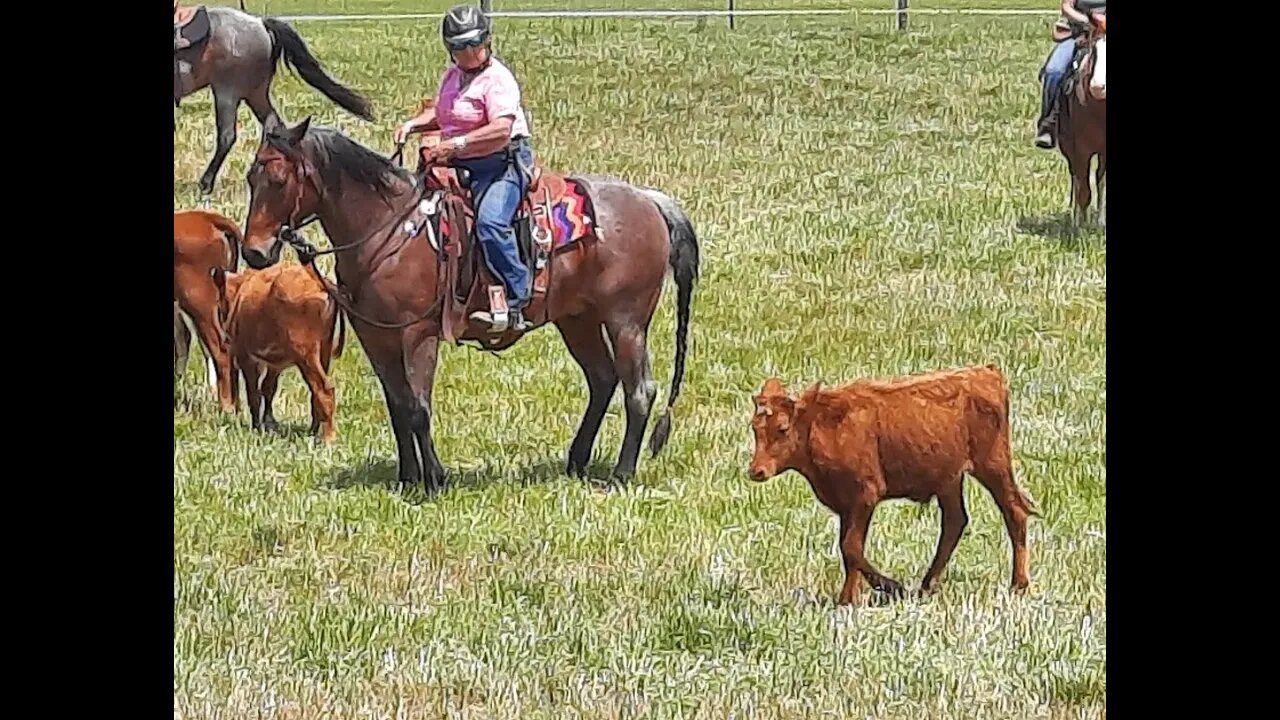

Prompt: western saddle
[
  {"left": 174, "top": 3, "right": 199, "bottom": 27},
  {"left": 173, "top": 4, "right": 210, "bottom": 51},
  {"left": 411, "top": 127, "right": 566, "bottom": 345}
]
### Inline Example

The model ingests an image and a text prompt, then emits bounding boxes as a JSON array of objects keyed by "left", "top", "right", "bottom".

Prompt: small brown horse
[
  {"left": 238, "top": 118, "right": 699, "bottom": 492},
  {"left": 1057, "top": 12, "right": 1106, "bottom": 227}
]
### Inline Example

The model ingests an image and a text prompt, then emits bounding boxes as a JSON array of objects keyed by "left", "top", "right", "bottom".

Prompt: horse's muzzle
[{"left": 242, "top": 238, "right": 282, "bottom": 270}]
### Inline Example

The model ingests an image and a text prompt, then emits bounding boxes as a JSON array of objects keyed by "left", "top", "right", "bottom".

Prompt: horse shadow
[
  {"left": 322, "top": 454, "right": 619, "bottom": 502},
  {"left": 1016, "top": 212, "right": 1106, "bottom": 247}
]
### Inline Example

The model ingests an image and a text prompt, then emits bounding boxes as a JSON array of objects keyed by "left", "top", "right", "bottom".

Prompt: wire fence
[{"left": 230, "top": 2, "right": 1056, "bottom": 31}]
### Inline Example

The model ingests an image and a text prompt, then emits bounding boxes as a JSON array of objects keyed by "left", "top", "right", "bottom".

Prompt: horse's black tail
[
  {"left": 263, "top": 17, "right": 375, "bottom": 122},
  {"left": 639, "top": 186, "right": 700, "bottom": 457}
]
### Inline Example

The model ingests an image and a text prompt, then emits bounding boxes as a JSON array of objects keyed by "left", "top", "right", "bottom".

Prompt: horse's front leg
[
  {"left": 404, "top": 329, "right": 448, "bottom": 494},
  {"left": 362, "top": 343, "right": 423, "bottom": 490}
]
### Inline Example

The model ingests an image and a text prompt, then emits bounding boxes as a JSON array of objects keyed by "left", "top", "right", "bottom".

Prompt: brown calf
[
  {"left": 212, "top": 263, "right": 346, "bottom": 443},
  {"left": 174, "top": 208, "right": 242, "bottom": 412},
  {"left": 748, "top": 365, "right": 1039, "bottom": 605}
]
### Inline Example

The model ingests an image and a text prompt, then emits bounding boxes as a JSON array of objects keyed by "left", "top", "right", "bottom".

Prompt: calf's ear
[{"left": 760, "top": 377, "right": 787, "bottom": 396}]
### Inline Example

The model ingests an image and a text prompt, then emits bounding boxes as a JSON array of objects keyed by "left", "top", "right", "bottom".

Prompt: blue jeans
[
  {"left": 454, "top": 139, "right": 535, "bottom": 310},
  {"left": 1042, "top": 39, "right": 1074, "bottom": 104}
]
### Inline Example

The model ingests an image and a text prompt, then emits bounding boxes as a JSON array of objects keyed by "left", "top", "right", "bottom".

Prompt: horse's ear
[{"left": 287, "top": 116, "right": 313, "bottom": 145}]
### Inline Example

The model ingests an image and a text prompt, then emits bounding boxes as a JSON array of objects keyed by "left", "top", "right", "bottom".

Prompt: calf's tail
[
  {"left": 638, "top": 186, "right": 700, "bottom": 457},
  {"left": 975, "top": 365, "right": 1041, "bottom": 519},
  {"left": 203, "top": 212, "right": 242, "bottom": 272}
]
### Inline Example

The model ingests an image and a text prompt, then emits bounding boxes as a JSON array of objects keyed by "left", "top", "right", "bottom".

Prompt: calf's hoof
[{"left": 877, "top": 579, "right": 907, "bottom": 600}]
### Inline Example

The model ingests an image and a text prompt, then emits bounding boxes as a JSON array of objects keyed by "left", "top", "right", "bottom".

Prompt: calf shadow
[
  {"left": 1017, "top": 212, "right": 1106, "bottom": 247},
  {"left": 256, "top": 421, "right": 319, "bottom": 442},
  {"left": 322, "top": 454, "right": 618, "bottom": 501}
]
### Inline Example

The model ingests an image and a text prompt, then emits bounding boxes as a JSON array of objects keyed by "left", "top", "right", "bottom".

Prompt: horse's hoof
[{"left": 425, "top": 469, "right": 450, "bottom": 495}]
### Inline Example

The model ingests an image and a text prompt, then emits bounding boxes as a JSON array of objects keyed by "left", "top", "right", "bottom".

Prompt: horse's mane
[{"left": 267, "top": 125, "right": 413, "bottom": 205}]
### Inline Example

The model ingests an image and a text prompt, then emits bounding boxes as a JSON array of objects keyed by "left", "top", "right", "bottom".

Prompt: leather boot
[{"left": 1034, "top": 79, "right": 1060, "bottom": 149}]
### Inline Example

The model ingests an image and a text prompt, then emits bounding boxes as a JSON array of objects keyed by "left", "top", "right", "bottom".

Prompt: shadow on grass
[
  {"left": 256, "top": 421, "right": 321, "bottom": 442},
  {"left": 1016, "top": 212, "right": 1106, "bottom": 247},
  {"left": 322, "top": 453, "right": 621, "bottom": 501}
]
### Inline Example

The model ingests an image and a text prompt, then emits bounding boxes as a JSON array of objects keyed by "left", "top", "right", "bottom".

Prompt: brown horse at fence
[
  {"left": 1057, "top": 12, "right": 1106, "bottom": 227},
  {"left": 237, "top": 118, "right": 699, "bottom": 493}
]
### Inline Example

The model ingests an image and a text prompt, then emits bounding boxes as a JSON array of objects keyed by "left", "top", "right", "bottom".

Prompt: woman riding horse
[
  {"left": 393, "top": 4, "right": 537, "bottom": 334},
  {"left": 1034, "top": 0, "right": 1107, "bottom": 149}
]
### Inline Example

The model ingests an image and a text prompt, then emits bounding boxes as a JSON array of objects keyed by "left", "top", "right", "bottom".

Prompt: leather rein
[{"left": 275, "top": 142, "right": 450, "bottom": 331}]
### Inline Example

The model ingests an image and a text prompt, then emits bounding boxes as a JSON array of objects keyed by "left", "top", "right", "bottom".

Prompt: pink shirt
[{"left": 435, "top": 57, "right": 530, "bottom": 140}]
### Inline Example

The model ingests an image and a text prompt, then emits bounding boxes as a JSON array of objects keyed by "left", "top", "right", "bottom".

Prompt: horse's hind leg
[
  {"left": 1064, "top": 150, "right": 1092, "bottom": 227},
  {"left": 603, "top": 315, "right": 658, "bottom": 485},
  {"left": 244, "top": 81, "right": 285, "bottom": 137},
  {"left": 556, "top": 315, "right": 620, "bottom": 478},
  {"left": 198, "top": 86, "right": 241, "bottom": 198}
]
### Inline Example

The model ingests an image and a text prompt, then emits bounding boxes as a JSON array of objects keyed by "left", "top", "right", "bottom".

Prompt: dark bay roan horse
[
  {"left": 1057, "top": 12, "right": 1106, "bottom": 227},
  {"left": 238, "top": 118, "right": 699, "bottom": 493},
  {"left": 173, "top": 4, "right": 375, "bottom": 198}
]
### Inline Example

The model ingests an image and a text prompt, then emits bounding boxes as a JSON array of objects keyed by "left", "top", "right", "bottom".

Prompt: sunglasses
[{"left": 445, "top": 35, "right": 486, "bottom": 51}]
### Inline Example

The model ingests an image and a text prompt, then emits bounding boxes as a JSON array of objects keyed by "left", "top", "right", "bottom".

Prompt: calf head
[{"left": 748, "top": 377, "right": 808, "bottom": 482}]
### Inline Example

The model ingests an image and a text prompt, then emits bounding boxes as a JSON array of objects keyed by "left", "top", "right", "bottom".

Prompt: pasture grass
[{"left": 175, "top": 4, "right": 1106, "bottom": 718}]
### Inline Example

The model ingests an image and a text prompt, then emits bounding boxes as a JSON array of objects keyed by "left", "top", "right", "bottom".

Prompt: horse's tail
[
  {"left": 262, "top": 17, "right": 375, "bottom": 122},
  {"left": 638, "top": 186, "right": 700, "bottom": 457},
  {"left": 203, "top": 211, "right": 242, "bottom": 272}
]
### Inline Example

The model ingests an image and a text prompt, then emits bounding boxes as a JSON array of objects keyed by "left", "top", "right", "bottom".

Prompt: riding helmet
[{"left": 441, "top": 5, "right": 492, "bottom": 50}]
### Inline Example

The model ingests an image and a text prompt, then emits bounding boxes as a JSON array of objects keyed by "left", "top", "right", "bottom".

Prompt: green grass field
[{"left": 174, "top": 2, "right": 1105, "bottom": 717}]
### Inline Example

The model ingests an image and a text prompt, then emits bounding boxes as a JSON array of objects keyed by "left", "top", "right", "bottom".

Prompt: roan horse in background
[
  {"left": 173, "top": 3, "right": 375, "bottom": 199},
  {"left": 237, "top": 118, "right": 699, "bottom": 494},
  {"left": 1057, "top": 11, "right": 1106, "bottom": 227}
]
